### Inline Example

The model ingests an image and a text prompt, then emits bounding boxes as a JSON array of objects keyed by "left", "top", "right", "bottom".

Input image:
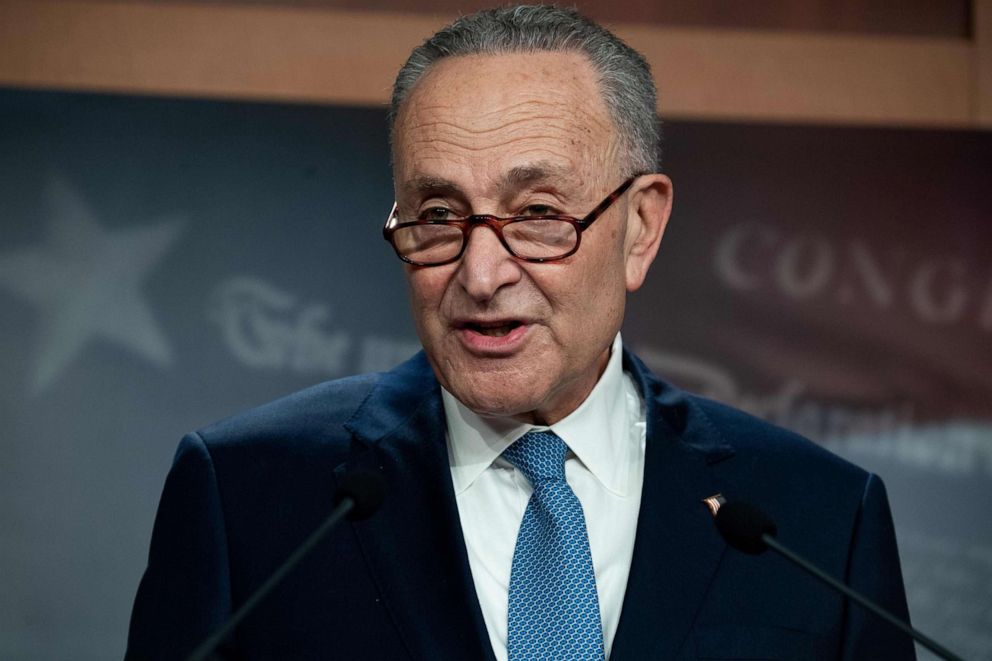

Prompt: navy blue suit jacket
[{"left": 127, "top": 349, "right": 914, "bottom": 659}]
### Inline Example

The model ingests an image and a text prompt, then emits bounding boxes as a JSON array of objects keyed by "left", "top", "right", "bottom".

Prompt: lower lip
[{"left": 457, "top": 323, "right": 530, "bottom": 355}]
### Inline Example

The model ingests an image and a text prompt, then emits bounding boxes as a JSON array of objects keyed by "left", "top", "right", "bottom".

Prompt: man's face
[{"left": 392, "top": 51, "right": 670, "bottom": 424}]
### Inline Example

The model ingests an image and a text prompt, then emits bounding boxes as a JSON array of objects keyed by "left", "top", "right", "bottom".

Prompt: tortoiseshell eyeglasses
[{"left": 382, "top": 177, "right": 637, "bottom": 266}]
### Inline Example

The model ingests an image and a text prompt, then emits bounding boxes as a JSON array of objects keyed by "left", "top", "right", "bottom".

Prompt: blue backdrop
[{"left": 1, "top": 89, "right": 989, "bottom": 659}]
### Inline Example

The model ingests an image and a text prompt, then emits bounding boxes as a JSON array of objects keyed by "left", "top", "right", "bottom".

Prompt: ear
[{"left": 623, "top": 174, "right": 673, "bottom": 292}]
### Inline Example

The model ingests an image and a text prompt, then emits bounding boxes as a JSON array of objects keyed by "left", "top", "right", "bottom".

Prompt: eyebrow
[
  {"left": 400, "top": 162, "right": 577, "bottom": 200},
  {"left": 502, "top": 162, "right": 574, "bottom": 190},
  {"left": 401, "top": 175, "right": 461, "bottom": 199}
]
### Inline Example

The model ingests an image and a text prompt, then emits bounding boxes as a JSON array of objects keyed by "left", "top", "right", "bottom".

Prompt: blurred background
[{"left": 1, "top": 1, "right": 990, "bottom": 658}]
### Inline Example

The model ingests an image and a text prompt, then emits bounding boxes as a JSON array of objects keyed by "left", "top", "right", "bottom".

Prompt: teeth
[
  {"left": 477, "top": 324, "right": 513, "bottom": 337},
  {"left": 471, "top": 323, "right": 518, "bottom": 337}
]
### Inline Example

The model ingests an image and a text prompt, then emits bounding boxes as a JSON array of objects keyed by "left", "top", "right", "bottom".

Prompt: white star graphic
[{"left": 0, "top": 177, "right": 185, "bottom": 393}]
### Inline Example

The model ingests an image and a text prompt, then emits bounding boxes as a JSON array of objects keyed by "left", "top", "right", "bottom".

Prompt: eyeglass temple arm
[{"left": 577, "top": 176, "right": 637, "bottom": 227}]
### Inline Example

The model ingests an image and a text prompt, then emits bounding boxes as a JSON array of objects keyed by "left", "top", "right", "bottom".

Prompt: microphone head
[
  {"left": 714, "top": 501, "right": 777, "bottom": 555},
  {"left": 335, "top": 471, "right": 385, "bottom": 521}
]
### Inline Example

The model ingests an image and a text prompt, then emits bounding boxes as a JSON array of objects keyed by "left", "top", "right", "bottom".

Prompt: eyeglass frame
[{"left": 382, "top": 176, "right": 638, "bottom": 266}]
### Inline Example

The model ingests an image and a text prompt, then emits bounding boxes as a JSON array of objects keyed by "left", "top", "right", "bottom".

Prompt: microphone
[
  {"left": 713, "top": 501, "right": 963, "bottom": 661},
  {"left": 186, "top": 471, "right": 386, "bottom": 661},
  {"left": 336, "top": 470, "right": 387, "bottom": 521}
]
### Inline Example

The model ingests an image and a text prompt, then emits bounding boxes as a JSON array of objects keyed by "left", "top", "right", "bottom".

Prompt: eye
[
  {"left": 521, "top": 203, "right": 557, "bottom": 217},
  {"left": 419, "top": 207, "right": 455, "bottom": 221}
]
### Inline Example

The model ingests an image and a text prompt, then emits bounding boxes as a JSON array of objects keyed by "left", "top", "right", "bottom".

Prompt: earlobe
[{"left": 623, "top": 174, "right": 673, "bottom": 292}]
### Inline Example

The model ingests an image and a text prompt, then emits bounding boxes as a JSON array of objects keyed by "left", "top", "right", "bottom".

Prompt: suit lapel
[
  {"left": 334, "top": 349, "right": 734, "bottom": 660},
  {"left": 338, "top": 354, "right": 495, "bottom": 661},
  {"left": 611, "top": 351, "right": 735, "bottom": 660}
]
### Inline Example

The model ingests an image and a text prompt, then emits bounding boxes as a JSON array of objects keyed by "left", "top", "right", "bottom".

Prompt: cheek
[
  {"left": 566, "top": 240, "right": 628, "bottom": 320},
  {"left": 534, "top": 262, "right": 612, "bottom": 327},
  {"left": 407, "top": 269, "right": 452, "bottom": 323}
]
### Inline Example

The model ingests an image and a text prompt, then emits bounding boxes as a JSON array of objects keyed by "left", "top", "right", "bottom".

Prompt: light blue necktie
[{"left": 502, "top": 430, "right": 605, "bottom": 660}]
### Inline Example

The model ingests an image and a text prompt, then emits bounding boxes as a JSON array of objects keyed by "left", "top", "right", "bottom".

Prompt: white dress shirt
[{"left": 443, "top": 333, "right": 646, "bottom": 660}]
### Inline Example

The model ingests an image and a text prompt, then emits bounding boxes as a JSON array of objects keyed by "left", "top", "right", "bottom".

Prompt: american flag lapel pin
[{"left": 702, "top": 493, "right": 726, "bottom": 517}]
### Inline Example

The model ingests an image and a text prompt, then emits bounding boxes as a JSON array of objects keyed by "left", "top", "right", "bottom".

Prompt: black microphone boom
[
  {"left": 714, "top": 501, "right": 776, "bottom": 555},
  {"left": 714, "top": 501, "right": 963, "bottom": 661},
  {"left": 186, "top": 471, "right": 386, "bottom": 661},
  {"left": 336, "top": 470, "right": 386, "bottom": 521}
]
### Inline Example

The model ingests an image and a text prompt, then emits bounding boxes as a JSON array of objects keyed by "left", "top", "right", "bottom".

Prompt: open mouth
[{"left": 462, "top": 320, "right": 524, "bottom": 337}]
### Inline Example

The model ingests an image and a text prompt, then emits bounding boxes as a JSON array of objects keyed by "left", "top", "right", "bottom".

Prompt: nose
[{"left": 455, "top": 224, "right": 523, "bottom": 303}]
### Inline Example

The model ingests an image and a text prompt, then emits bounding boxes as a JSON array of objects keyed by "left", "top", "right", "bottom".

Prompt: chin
[
  {"left": 453, "top": 386, "right": 537, "bottom": 418},
  {"left": 444, "top": 371, "right": 550, "bottom": 420},
  {"left": 424, "top": 336, "right": 561, "bottom": 418}
]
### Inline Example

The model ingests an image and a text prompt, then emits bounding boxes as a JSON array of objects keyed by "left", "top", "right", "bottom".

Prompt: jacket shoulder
[
  {"left": 194, "top": 372, "right": 381, "bottom": 452},
  {"left": 624, "top": 347, "right": 871, "bottom": 490},
  {"left": 687, "top": 393, "right": 866, "bottom": 478}
]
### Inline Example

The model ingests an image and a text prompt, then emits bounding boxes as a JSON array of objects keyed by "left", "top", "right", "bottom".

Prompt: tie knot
[{"left": 502, "top": 430, "right": 568, "bottom": 486}]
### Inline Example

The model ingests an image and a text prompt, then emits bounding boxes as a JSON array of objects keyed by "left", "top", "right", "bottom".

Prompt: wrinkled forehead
[{"left": 391, "top": 51, "right": 620, "bottom": 190}]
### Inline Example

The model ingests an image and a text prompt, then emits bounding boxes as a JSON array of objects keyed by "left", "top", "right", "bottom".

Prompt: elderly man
[{"left": 128, "top": 5, "right": 913, "bottom": 660}]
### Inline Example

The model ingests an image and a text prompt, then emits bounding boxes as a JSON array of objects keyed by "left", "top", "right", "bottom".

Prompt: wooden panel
[
  {"left": 133, "top": 0, "right": 975, "bottom": 38},
  {"left": 977, "top": 0, "right": 992, "bottom": 125},
  {"left": 0, "top": 1, "right": 439, "bottom": 105},
  {"left": 0, "top": 0, "right": 977, "bottom": 128},
  {"left": 624, "top": 26, "right": 972, "bottom": 125}
]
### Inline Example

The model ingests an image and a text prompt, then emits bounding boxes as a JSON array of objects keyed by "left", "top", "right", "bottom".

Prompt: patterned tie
[{"left": 502, "top": 430, "right": 605, "bottom": 660}]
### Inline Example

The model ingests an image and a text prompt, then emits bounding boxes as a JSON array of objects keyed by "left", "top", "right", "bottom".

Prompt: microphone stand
[
  {"left": 761, "top": 533, "right": 963, "bottom": 661},
  {"left": 185, "top": 497, "right": 356, "bottom": 661}
]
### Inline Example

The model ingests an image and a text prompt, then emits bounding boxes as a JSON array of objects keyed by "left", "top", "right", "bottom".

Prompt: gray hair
[{"left": 389, "top": 4, "right": 661, "bottom": 174}]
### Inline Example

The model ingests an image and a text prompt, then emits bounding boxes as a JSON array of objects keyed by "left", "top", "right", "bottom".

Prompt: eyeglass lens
[{"left": 392, "top": 217, "right": 579, "bottom": 264}]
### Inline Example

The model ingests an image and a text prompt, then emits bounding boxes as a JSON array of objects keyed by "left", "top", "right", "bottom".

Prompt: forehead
[{"left": 392, "top": 51, "right": 618, "bottom": 191}]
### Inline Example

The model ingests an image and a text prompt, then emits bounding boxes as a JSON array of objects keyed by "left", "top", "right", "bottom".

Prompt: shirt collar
[{"left": 444, "top": 333, "right": 632, "bottom": 497}]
